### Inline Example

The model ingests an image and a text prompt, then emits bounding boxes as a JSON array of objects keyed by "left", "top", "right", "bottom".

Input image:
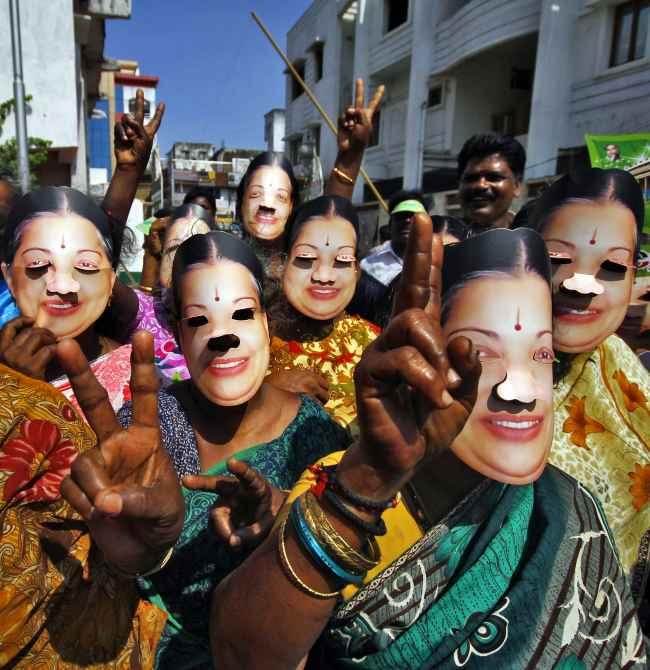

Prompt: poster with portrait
[{"left": 585, "top": 133, "right": 650, "bottom": 280}]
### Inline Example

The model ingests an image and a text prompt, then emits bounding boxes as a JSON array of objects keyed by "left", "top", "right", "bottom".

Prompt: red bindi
[
  {"left": 514, "top": 307, "right": 522, "bottom": 331},
  {"left": 589, "top": 228, "right": 597, "bottom": 245}
]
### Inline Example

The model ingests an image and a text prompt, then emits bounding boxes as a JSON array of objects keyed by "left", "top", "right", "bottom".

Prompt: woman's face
[
  {"left": 3, "top": 213, "right": 115, "bottom": 340},
  {"left": 159, "top": 216, "right": 211, "bottom": 288},
  {"left": 178, "top": 260, "right": 269, "bottom": 406},
  {"left": 542, "top": 201, "right": 637, "bottom": 353},
  {"left": 443, "top": 274, "right": 554, "bottom": 484},
  {"left": 283, "top": 216, "right": 359, "bottom": 321},
  {"left": 242, "top": 165, "right": 292, "bottom": 241}
]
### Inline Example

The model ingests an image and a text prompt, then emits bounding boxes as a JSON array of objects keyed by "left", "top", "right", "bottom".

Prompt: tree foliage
[{"left": 0, "top": 96, "right": 51, "bottom": 184}]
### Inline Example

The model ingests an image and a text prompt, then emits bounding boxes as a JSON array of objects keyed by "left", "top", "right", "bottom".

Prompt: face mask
[
  {"left": 242, "top": 165, "right": 293, "bottom": 241},
  {"left": 542, "top": 201, "right": 637, "bottom": 353},
  {"left": 3, "top": 213, "right": 115, "bottom": 340},
  {"left": 283, "top": 216, "right": 358, "bottom": 321},
  {"left": 178, "top": 259, "right": 269, "bottom": 406},
  {"left": 159, "top": 217, "right": 211, "bottom": 288}
]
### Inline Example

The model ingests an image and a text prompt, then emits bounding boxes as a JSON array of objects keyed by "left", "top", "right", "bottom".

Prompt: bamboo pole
[{"left": 251, "top": 11, "right": 389, "bottom": 212}]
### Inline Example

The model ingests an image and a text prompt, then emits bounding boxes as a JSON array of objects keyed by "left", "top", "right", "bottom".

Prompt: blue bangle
[{"left": 290, "top": 499, "right": 364, "bottom": 586}]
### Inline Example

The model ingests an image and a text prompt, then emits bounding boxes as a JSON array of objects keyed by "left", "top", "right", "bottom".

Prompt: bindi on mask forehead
[{"left": 514, "top": 307, "right": 522, "bottom": 331}]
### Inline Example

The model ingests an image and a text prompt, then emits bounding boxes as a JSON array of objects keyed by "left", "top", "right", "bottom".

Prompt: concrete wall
[{"left": 0, "top": 0, "right": 79, "bottom": 149}]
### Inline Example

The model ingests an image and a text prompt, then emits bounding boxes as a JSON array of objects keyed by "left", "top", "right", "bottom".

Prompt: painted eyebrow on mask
[
  {"left": 294, "top": 243, "right": 356, "bottom": 252},
  {"left": 545, "top": 238, "right": 633, "bottom": 255},
  {"left": 446, "top": 327, "right": 553, "bottom": 340}
]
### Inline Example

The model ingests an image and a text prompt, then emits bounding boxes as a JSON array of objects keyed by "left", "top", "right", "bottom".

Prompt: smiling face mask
[
  {"left": 178, "top": 259, "right": 269, "bottom": 406},
  {"left": 443, "top": 273, "right": 554, "bottom": 484},
  {"left": 241, "top": 165, "right": 293, "bottom": 242},
  {"left": 2, "top": 212, "right": 115, "bottom": 340},
  {"left": 541, "top": 201, "right": 637, "bottom": 353},
  {"left": 283, "top": 216, "right": 359, "bottom": 321},
  {"left": 159, "top": 216, "right": 212, "bottom": 288}
]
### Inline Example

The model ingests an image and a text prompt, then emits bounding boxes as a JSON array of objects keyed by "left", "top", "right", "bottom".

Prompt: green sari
[{"left": 310, "top": 466, "right": 645, "bottom": 669}]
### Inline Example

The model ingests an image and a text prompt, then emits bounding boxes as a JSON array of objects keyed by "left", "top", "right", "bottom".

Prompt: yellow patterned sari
[
  {"left": 550, "top": 334, "right": 650, "bottom": 601},
  {"left": 0, "top": 363, "right": 166, "bottom": 669},
  {"left": 269, "top": 314, "right": 380, "bottom": 430}
]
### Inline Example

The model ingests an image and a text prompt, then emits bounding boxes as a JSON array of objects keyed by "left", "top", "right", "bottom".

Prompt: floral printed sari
[
  {"left": 549, "top": 334, "right": 650, "bottom": 602},
  {"left": 0, "top": 363, "right": 166, "bottom": 668}
]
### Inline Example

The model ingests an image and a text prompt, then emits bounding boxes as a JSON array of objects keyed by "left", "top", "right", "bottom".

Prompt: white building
[
  {"left": 0, "top": 0, "right": 131, "bottom": 192},
  {"left": 285, "top": 0, "right": 650, "bottom": 203},
  {"left": 265, "top": 108, "right": 286, "bottom": 153}
]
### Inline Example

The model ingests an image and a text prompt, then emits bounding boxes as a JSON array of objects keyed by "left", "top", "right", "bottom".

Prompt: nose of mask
[
  {"left": 495, "top": 371, "right": 538, "bottom": 404},
  {"left": 562, "top": 272, "right": 604, "bottom": 295},
  {"left": 208, "top": 334, "right": 241, "bottom": 351}
]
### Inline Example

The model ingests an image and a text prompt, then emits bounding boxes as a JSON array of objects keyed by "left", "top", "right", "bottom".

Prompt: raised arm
[
  {"left": 209, "top": 214, "right": 480, "bottom": 670},
  {"left": 325, "top": 78, "right": 384, "bottom": 201},
  {"left": 102, "top": 89, "right": 165, "bottom": 229}
]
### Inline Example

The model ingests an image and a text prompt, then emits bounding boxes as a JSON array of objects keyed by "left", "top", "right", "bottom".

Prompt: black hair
[
  {"left": 441, "top": 228, "right": 551, "bottom": 325},
  {"left": 183, "top": 186, "right": 216, "bottom": 215},
  {"left": 170, "top": 231, "right": 266, "bottom": 318},
  {"left": 388, "top": 189, "right": 431, "bottom": 213},
  {"left": 235, "top": 152, "right": 300, "bottom": 222},
  {"left": 516, "top": 168, "right": 644, "bottom": 259},
  {"left": 431, "top": 215, "right": 469, "bottom": 242},
  {"left": 154, "top": 207, "right": 172, "bottom": 219},
  {"left": 511, "top": 199, "right": 537, "bottom": 229},
  {"left": 457, "top": 133, "right": 526, "bottom": 180},
  {"left": 163, "top": 203, "right": 216, "bottom": 244},
  {"left": 2, "top": 186, "right": 120, "bottom": 269},
  {"left": 284, "top": 195, "right": 360, "bottom": 253}
]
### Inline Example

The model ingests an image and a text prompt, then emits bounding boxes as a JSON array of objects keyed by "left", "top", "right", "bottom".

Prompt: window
[
  {"left": 288, "top": 136, "right": 302, "bottom": 164},
  {"left": 610, "top": 0, "right": 650, "bottom": 67},
  {"left": 128, "top": 97, "right": 151, "bottom": 116},
  {"left": 198, "top": 151, "right": 207, "bottom": 160},
  {"left": 182, "top": 150, "right": 190, "bottom": 159},
  {"left": 312, "top": 126, "right": 321, "bottom": 156},
  {"left": 385, "top": 0, "right": 409, "bottom": 33},
  {"left": 427, "top": 85, "right": 443, "bottom": 108},
  {"left": 368, "top": 110, "right": 381, "bottom": 147},
  {"left": 291, "top": 60, "right": 306, "bottom": 100},
  {"left": 313, "top": 42, "right": 324, "bottom": 81}
]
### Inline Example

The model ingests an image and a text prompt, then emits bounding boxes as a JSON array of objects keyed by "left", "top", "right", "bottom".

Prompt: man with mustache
[{"left": 458, "top": 133, "right": 525, "bottom": 236}]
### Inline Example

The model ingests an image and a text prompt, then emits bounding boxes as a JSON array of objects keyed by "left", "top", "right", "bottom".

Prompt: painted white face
[
  {"left": 159, "top": 216, "right": 211, "bottom": 288},
  {"left": 443, "top": 274, "right": 554, "bottom": 485},
  {"left": 3, "top": 212, "right": 115, "bottom": 340},
  {"left": 283, "top": 216, "right": 359, "bottom": 320},
  {"left": 541, "top": 201, "right": 637, "bottom": 353},
  {"left": 178, "top": 260, "right": 269, "bottom": 406},
  {"left": 241, "top": 165, "right": 293, "bottom": 241}
]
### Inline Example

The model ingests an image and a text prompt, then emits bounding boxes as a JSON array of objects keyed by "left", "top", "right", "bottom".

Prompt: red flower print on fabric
[{"left": 0, "top": 419, "right": 77, "bottom": 502}]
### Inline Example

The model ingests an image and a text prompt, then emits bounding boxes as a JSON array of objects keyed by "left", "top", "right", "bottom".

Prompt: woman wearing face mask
[
  {"left": 0, "top": 187, "right": 132, "bottom": 412},
  {"left": 515, "top": 169, "right": 650, "bottom": 601},
  {"left": 117, "top": 231, "right": 349, "bottom": 668},
  {"left": 211, "top": 223, "right": 644, "bottom": 669},
  {"left": 238, "top": 80, "right": 384, "bottom": 305},
  {"left": 268, "top": 195, "right": 381, "bottom": 430},
  {"left": 133, "top": 203, "right": 214, "bottom": 381}
]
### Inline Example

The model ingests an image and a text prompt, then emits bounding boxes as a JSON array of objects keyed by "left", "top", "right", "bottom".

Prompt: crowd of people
[{"left": 0, "top": 80, "right": 648, "bottom": 669}]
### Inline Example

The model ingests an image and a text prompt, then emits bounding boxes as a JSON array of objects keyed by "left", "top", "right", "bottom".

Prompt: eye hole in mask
[
  {"left": 185, "top": 315, "right": 209, "bottom": 328},
  {"left": 600, "top": 259, "right": 629, "bottom": 274},
  {"left": 232, "top": 307, "right": 256, "bottom": 321},
  {"left": 548, "top": 251, "right": 572, "bottom": 265}
]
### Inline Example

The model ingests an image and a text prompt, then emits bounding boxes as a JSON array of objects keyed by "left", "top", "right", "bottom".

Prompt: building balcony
[
  {"left": 368, "top": 21, "right": 413, "bottom": 75},
  {"left": 432, "top": 0, "right": 541, "bottom": 75}
]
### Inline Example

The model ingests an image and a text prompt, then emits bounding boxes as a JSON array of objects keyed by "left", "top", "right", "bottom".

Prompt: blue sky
[{"left": 106, "top": 1, "right": 312, "bottom": 154}]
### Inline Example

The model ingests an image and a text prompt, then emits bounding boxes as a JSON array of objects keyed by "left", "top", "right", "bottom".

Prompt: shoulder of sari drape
[
  {"left": 269, "top": 314, "right": 381, "bottom": 428},
  {"left": 549, "top": 335, "right": 650, "bottom": 589},
  {"left": 317, "top": 466, "right": 644, "bottom": 669},
  {"left": 0, "top": 363, "right": 166, "bottom": 668}
]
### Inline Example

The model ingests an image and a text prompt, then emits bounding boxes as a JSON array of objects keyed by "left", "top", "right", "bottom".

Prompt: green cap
[{"left": 391, "top": 199, "right": 427, "bottom": 215}]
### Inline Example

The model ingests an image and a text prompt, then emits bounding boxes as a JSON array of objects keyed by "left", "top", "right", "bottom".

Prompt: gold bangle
[
  {"left": 138, "top": 285, "right": 154, "bottom": 293},
  {"left": 277, "top": 517, "right": 340, "bottom": 600},
  {"left": 112, "top": 545, "right": 174, "bottom": 579},
  {"left": 302, "top": 492, "right": 379, "bottom": 573},
  {"left": 332, "top": 166, "right": 355, "bottom": 185}
]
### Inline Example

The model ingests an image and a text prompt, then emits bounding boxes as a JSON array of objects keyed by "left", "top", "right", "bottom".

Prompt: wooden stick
[{"left": 251, "top": 11, "right": 389, "bottom": 212}]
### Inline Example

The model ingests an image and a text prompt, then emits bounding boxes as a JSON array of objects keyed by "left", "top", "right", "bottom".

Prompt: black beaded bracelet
[
  {"left": 319, "top": 465, "right": 399, "bottom": 512},
  {"left": 323, "top": 488, "right": 387, "bottom": 537}
]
